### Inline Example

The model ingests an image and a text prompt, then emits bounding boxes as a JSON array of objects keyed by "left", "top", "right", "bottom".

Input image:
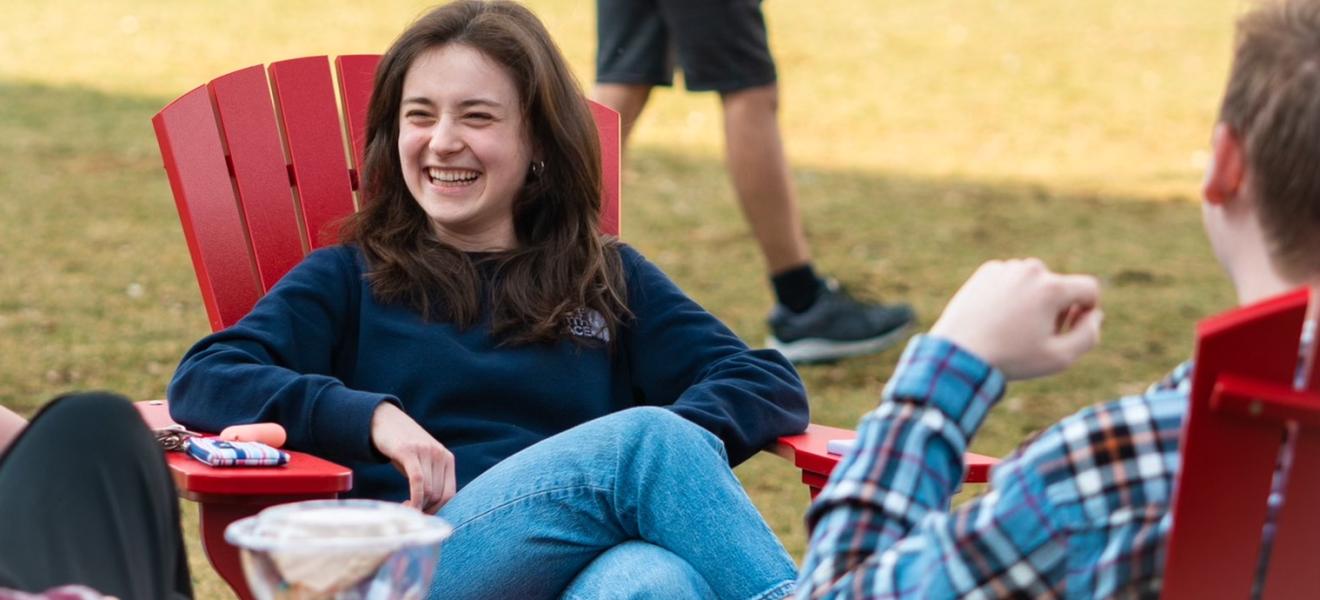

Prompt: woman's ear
[
  {"left": 531, "top": 140, "right": 545, "bottom": 166},
  {"left": 1202, "top": 123, "right": 1246, "bottom": 206}
]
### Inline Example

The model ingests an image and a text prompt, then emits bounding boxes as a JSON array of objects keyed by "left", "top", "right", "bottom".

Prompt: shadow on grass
[
  {"left": 1, "top": 79, "right": 1235, "bottom": 582},
  {"left": 622, "top": 145, "right": 1233, "bottom": 561},
  {"left": 622, "top": 145, "right": 1229, "bottom": 447}
]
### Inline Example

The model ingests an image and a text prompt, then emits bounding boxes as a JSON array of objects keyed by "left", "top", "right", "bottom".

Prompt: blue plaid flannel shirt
[{"left": 796, "top": 335, "right": 1191, "bottom": 599}]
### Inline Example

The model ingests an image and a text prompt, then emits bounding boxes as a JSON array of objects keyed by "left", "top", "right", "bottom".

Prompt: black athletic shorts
[{"left": 596, "top": 0, "right": 777, "bottom": 93}]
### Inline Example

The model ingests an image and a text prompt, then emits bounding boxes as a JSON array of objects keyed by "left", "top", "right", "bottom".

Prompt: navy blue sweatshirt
[{"left": 168, "top": 244, "right": 808, "bottom": 501}]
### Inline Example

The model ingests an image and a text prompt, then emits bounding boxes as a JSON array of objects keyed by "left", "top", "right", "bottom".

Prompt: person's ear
[{"left": 1203, "top": 123, "right": 1246, "bottom": 206}]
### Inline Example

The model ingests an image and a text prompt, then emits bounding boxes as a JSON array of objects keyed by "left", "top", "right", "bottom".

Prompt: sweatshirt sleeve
[
  {"left": 167, "top": 247, "right": 399, "bottom": 464},
  {"left": 618, "top": 245, "right": 809, "bottom": 465}
]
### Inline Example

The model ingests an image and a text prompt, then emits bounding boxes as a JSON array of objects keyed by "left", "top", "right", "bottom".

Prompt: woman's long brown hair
[{"left": 342, "top": 0, "right": 629, "bottom": 346}]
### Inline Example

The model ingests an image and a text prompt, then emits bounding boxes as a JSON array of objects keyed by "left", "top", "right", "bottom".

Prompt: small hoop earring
[{"left": 530, "top": 160, "right": 546, "bottom": 177}]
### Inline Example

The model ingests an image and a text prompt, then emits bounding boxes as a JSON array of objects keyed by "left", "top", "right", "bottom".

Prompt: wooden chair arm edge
[{"left": 136, "top": 400, "right": 353, "bottom": 497}]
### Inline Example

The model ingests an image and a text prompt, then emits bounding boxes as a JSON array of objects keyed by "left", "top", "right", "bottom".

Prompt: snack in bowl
[{"left": 225, "top": 499, "right": 452, "bottom": 600}]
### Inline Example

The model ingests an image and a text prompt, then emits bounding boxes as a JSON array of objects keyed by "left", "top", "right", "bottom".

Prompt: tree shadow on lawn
[
  {"left": 634, "top": 146, "right": 1236, "bottom": 559},
  {"left": 623, "top": 146, "right": 1231, "bottom": 454}
]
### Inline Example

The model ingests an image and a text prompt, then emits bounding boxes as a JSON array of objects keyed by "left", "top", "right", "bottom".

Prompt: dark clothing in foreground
[{"left": 0, "top": 393, "right": 192, "bottom": 600}]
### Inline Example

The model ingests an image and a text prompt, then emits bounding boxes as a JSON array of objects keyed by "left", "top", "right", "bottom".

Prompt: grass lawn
[{"left": 2, "top": 1, "right": 1242, "bottom": 597}]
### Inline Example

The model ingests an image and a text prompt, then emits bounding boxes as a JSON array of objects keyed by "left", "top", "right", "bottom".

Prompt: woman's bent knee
[
  {"left": 605, "top": 407, "right": 727, "bottom": 461},
  {"left": 15, "top": 392, "right": 150, "bottom": 460},
  {"left": 561, "top": 541, "right": 715, "bottom": 599},
  {"left": 39, "top": 391, "right": 137, "bottom": 425}
]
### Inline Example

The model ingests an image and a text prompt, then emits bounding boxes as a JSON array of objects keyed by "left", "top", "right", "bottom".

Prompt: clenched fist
[{"left": 930, "top": 258, "right": 1103, "bottom": 381}]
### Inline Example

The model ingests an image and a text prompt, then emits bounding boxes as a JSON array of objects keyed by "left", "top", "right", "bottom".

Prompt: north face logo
[{"left": 566, "top": 308, "right": 610, "bottom": 342}]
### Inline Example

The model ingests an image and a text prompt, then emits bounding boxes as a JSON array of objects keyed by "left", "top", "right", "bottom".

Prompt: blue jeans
[{"left": 430, "top": 407, "right": 796, "bottom": 599}]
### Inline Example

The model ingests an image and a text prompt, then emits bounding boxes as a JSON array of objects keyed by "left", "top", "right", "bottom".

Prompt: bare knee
[
  {"left": 593, "top": 84, "right": 653, "bottom": 129},
  {"left": 721, "top": 84, "right": 780, "bottom": 118}
]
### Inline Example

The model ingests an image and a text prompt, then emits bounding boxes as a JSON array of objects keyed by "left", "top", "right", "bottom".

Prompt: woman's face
[{"left": 398, "top": 44, "right": 533, "bottom": 251}]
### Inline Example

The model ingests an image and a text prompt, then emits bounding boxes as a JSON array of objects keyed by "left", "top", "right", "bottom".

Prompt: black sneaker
[{"left": 766, "top": 279, "right": 915, "bottom": 364}]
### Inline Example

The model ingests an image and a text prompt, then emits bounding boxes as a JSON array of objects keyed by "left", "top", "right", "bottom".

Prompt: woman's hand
[
  {"left": 930, "top": 258, "right": 1103, "bottom": 381},
  {"left": 370, "top": 402, "right": 456, "bottom": 514}
]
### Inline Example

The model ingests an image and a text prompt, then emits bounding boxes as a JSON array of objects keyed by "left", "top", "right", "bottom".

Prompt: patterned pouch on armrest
[{"left": 186, "top": 437, "right": 289, "bottom": 467}]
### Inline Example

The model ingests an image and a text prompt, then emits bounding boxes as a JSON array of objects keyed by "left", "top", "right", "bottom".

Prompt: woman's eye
[
  {"left": 403, "top": 111, "right": 433, "bottom": 121},
  {"left": 465, "top": 112, "right": 494, "bottom": 122}
]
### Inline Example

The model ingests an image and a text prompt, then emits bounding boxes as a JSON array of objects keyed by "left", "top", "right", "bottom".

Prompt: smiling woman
[
  {"left": 397, "top": 44, "right": 533, "bottom": 251},
  {"left": 342, "top": 1, "right": 624, "bottom": 346},
  {"left": 165, "top": 1, "right": 808, "bottom": 599}
]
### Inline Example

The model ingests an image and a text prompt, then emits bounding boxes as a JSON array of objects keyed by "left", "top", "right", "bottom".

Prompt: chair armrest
[
  {"left": 137, "top": 400, "right": 351, "bottom": 599},
  {"left": 772, "top": 423, "right": 997, "bottom": 486},
  {"left": 135, "top": 400, "right": 352, "bottom": 501},
  {"left": 771, "top": 423, "right": 857, "bottom": 477}
]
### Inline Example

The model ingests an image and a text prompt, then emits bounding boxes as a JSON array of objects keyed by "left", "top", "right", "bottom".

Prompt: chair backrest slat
[
  {"left": 152, "top": 85, "right": 262, "bottom": 332},
  {"left": 1163, "top": 289, "right": 1309, "bottom": 599},
  {"left": 1258, "top": 346, "right": 1320, "bottom": 599},
  {"left": 589, "top": 101, "right": 620, "bottom": 237},
  {"left": 211, "top": 65, "right": 305, "bottom": 291},
  {"left": 335, "top": 54, "right": 380, "bottom": 180},
  {"left": 268, "top": 56, "right": 357, "bottom": 249},
  {"left": 1260, "top": 431, "right": 1320, "bottom": 597}
]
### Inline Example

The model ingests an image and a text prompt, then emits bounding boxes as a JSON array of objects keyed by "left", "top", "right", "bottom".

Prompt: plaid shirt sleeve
[{"left": 796, "top": 335, "right": 1187, "bottom": 599}]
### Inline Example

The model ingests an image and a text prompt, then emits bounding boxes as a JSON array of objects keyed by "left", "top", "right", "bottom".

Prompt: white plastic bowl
[{"left": 225, "top": 499, "right": 453, "bottom": 600}]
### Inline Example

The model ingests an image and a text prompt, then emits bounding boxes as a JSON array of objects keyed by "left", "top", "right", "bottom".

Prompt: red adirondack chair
[
  {"left": 1161, "top": 286, "right": 1320, "bottom": 599},
  {"left": 143, "top": 55, "right": 996, "bottom": 598}
]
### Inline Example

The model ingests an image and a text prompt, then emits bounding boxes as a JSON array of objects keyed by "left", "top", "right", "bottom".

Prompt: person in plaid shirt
[{"left": 796, "top": 0, "right": 1320, "bottom": 597}]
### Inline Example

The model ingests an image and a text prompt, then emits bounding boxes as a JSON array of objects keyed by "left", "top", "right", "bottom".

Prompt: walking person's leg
[
  {"left": 594, "top": 0, "right": 667, "bottom": 145},
  {"left": 720, "top": 83, "right": 812, "bottom": 275},
  {"left": 600, "top": 0, "right": 916, "bottom": 364}
]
